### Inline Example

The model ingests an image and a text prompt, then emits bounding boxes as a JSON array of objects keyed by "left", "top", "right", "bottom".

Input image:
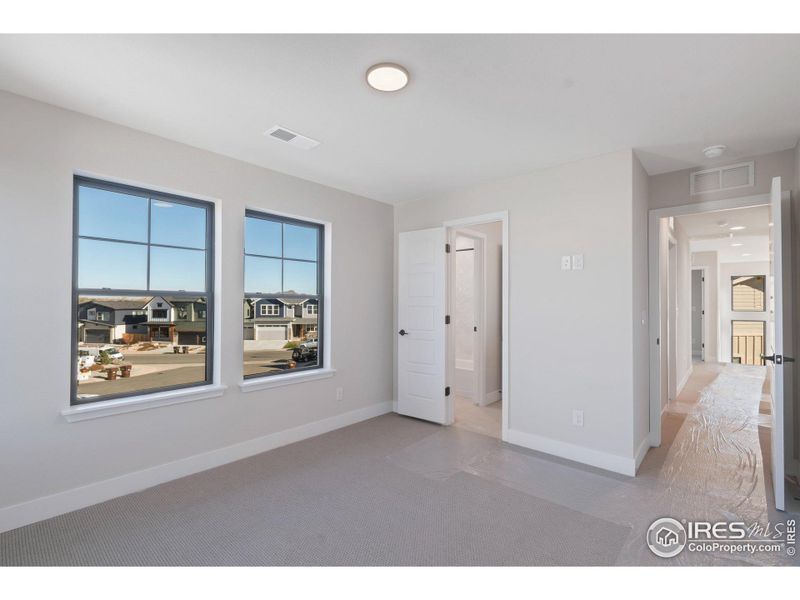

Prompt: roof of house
[{"left": 79, "top": 298, "right": 149, "bottom": 310}]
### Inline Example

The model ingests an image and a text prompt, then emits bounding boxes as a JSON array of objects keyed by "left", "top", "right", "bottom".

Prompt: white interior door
[
  {"left": 768, "top": 176, "right": 786, "bottom": 511},
  {"left": 397, "top": 228, "right": 448, "bottom": 424}
]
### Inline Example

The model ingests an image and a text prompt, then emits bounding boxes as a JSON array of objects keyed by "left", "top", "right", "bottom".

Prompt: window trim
[
  {"left": 71, "top": 176, "right": 216, "bottom": 406},
  {"left": 730, "top": 274, "right": 766, "bottom": 313},
  {"left": 242, "top": 208, "right": 327, "bottom": 382},
  {"left": 260, "top": 303, "right": 280, "bottom": 317}
]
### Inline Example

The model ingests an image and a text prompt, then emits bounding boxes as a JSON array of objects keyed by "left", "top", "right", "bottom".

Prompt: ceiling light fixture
[
  {"left": 729, "top": 225, "right": 746, "bottom": 231},
  {"left": 366, "top": 63, "right": 409, "bottom": 92},
  {"left": 703, "top": 145, "right": 727, "bottom": 159}
]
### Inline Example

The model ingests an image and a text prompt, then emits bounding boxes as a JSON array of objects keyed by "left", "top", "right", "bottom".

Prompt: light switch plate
[
  {"left": 561, "top": 256, "right": 572, "bottom": 270},
  {"left": 572, "top": 254, "right": 584, "bottom": 270}
]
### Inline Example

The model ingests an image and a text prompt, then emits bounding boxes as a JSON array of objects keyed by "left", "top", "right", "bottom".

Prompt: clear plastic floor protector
[{"left": 388, "top": 363, "right": 798, "bottom": 565}]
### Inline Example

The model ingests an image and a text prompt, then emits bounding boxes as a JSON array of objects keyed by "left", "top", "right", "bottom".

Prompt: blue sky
[
  {"left": 244, "top": 216, "right": 319, "bottom": 294},
  {"left": 78, "top": 185, "right": 208, "bottom": 291},
  {"left": 77, "top": 190, "right": 317, "bottom": 294}
]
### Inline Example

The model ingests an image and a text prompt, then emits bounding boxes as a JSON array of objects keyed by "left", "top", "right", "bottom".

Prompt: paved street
[{"left": 76, "top": 348, "right": 307, "bottom": 399}]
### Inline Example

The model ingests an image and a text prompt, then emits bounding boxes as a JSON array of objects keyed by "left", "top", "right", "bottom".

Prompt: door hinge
[
  {"left": 445, "top": 315, "right": 450, "bottom": 324},
  {"left": 445, "top": 243, "right": 451, "bottom": 253},
  {"left": 657, "top": 337, "right": 660, "bottom": 345},
  {"left": 445, "top": 386, "right": 451, "bottom": 397}
]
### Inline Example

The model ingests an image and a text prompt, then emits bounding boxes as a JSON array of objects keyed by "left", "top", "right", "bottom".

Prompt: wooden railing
[{"left": 732, "top": 334, "right": 764, "bottom": 366}]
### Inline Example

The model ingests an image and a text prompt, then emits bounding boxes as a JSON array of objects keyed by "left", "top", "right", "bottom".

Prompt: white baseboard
[
  {"left": 676, "top": 364, "right": 693, "bottom": 397},
  {"left": 634, "top": 435, "right": 652, "bottom": 473},
  {"left": 505, "top": 428, "right": 636, "bottom": 476},
  {"left": 480, "top": 389, "right": 501, "bottom": 407},
  {"left": 0, "top": 401, "right": 392, "bottom": 534}
]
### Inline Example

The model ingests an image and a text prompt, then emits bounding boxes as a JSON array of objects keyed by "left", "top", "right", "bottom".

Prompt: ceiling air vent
[
  {"left": 264, "top": 125, "right": 320, "bottom": 150},
  {"left": 690, "top": 161, "right": 754, "bottom": 196}
]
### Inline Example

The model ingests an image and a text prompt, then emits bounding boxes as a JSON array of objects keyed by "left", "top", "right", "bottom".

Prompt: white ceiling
[
  {"left": 678, "top": 206, "right": 771, "bottom": 263},
  {"left": 676, "top": 205, "right": 770, "bottom": 238},
  {"left": 1, "top": 35, "right": 799, "bottom": 204}
]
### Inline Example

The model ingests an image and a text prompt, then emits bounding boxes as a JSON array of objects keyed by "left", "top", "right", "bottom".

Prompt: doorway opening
[
  {"left": 448, "top": 223, "right": 503, "bottom": 438},
  {"left": 648, "top": 181, "right": 794, "bottom": 512}
]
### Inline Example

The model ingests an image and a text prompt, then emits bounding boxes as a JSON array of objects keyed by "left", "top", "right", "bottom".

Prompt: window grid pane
[
  {"left": 244, "top": 211, "right": 323, "bottom": 380},
  {"left": 74, "top": 178, "right": 214, "bottom": 406}
]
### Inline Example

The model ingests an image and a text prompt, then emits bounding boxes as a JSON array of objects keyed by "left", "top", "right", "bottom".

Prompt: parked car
[
  {"left": 292, "top": 345, "right": 318, "bottom": 363},
  {"left": 99, "top": 346, "right": 124, "bottom": 360},
  {"left": 77, "top": 352, "right": 96, "bottom": 369},
  {"left": 299, "top": 337, "right": 318, "bottom": 349}
]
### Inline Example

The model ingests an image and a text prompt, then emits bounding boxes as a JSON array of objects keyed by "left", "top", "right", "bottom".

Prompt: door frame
[
  {"left": 449, "top": 228, "right": 487, "bottom": 407},
  {"left": 443, "top": 211, "right": 509, "bottom": 440},
  {"left": 648, "top": 193, "right": 780, "bottom": 447},
  {"left": 691, "top": 266, "right": 707, "bottom": 362}
]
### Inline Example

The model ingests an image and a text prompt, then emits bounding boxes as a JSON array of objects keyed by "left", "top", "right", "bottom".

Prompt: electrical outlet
[
  {"left": 572, "top": 254, "right": 584, "bottom": 270},
  {"left": 561, "top": 255, "right": 572, "bottom": 270},
  {"left": 572, "top": 410, "right": 584, "bottom": 427},
  {"left": 336, "top": 387, "right": 343, "bottom": 401}
]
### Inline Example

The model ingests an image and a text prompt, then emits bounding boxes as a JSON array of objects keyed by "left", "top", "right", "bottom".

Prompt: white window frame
[
  {"left": 62, "top": 174, "right": 225, "bottom": 423},
  {"left": 306, "top": 303, "right": 318, "bottom": 316},
  {"left": 260, "top": 303, "right": 279, "bottom": 316}
]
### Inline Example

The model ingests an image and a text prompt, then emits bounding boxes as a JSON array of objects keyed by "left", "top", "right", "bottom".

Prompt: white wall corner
[
  {"left": 634, "top": 435, "right": 652, "bottom": 473},
  {"left": 0, "top": 401, "right": 392, "bottom": 534}
]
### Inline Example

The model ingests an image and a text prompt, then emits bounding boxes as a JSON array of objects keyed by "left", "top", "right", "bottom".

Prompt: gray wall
[
  {"left": 0, "top": 91, "right": 394, "bottom": 510},
  {"left": 396, "top": 150, "right": 640, "bottom": 465},
  {"left": 649, "top": 148, "right": 796, "bottom": 210}
]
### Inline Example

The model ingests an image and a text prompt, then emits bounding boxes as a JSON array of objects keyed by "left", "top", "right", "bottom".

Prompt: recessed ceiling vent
[
  {"left": 264, "top": 125, "right": 320, "bottom": 150},
  {"left": 690, "top": 161, "right": 754, "bottom": 196}
]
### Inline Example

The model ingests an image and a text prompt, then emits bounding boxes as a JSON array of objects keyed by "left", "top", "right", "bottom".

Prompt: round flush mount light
[
  {"left": 366, "top": 63, "right": 409, "bottom": 92},
  {"left": 729, "top": 225, "right": 746, "bottom": 231},
  {"left": 703, "top": 145, "right": 727, "bottom": 159}
]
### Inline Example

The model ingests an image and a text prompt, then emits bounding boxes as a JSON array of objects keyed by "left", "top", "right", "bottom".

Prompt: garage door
[
  {"left": 85, "top": 329, "right": 109, "bottom": 343},
  {"left": 178, "top": 332, "right": 205, "bottom": 345},
  {"left": 255, "top": 325, "right": 285, "bottom": 341}
]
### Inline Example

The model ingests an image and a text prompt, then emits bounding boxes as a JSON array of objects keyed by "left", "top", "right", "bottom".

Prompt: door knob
[
  {"left": 398, "top": 329, "right": 408, "bottom": 336},
  {"left": 762, "top": 354, "right": 794, "bottom": 364}
]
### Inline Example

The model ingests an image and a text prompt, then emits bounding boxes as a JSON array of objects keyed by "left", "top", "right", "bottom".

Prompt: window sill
[
  {"left": 62, "top": 384, "right": 227, "bottom": 423},
  {"left": 239, "top": 368, "right": 336, "bottom": 393}
]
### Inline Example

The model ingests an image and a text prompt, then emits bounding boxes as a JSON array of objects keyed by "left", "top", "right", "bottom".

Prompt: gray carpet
[{"left": 0, "top": 414, "right": 630, "bottom": 566}]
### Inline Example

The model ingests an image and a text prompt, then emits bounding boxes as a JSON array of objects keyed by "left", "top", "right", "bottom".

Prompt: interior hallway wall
[
  {"left": 453, "top": 235, "right": 476, "bottom": 397},
  {"left": 691, "top": 270, "right": 703, "bottom": 358},
  {"left": 0, "top": 91, "right": 394, "bottom": 517},
  {"left": 395, "top": 150, "right": 643, "bottom": 473},
  {"left": 632, "top": 154, "right": 650, "bottom": 454},
  {"left": 674, "top": 220, "right": 693, "bottom": 392},
  {"left": 692, "top": 252, "right": 720, "bottom": 362},
  {"left": 466, "top": 221, "right": 503, "bottom": 404}
]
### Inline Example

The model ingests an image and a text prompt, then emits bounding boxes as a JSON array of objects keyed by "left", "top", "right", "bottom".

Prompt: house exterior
[
  {"left": 243, "top": 297, "right": 318, "bottom": 342},
  {"left": 77, "top": 296, "right": 207, "bottom": 345},
  {"left": 77, "top": 299, "right": 149, "bottom": 344}
]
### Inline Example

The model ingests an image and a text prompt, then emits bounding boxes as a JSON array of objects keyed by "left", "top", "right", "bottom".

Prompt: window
[
  {"left": 73, "top": 177, "right": 214, "bottom": 404},
  {"left": 260, "top": 303, "right": 279, "bottom": 316},
  {"left": 731, "top": 320, "right": 765, "bottom": 366},
  {"left": 731, "top": 275, "right": 765, "bottom": 312},
  {"left": 243, "top": 211, "right": 323, "bottom": 378},
  {"left": 306, "top": 303, "right": 318, "bottom": 316}
]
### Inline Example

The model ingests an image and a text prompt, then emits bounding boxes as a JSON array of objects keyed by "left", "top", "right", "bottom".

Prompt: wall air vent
[
  {"left": 264, "top": 125, "right": 320, "bottom": 150},
  {"left": 690, "top": 161, "right": 754, "bottom": 196}
]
